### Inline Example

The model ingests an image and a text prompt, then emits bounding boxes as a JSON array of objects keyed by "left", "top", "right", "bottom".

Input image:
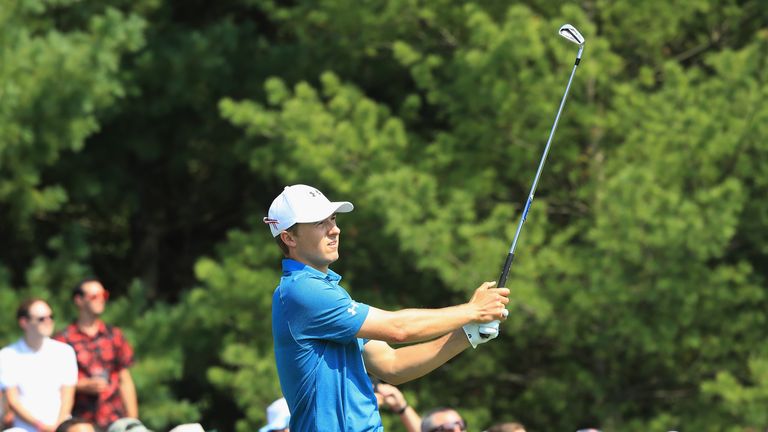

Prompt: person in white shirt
[{"left": 0, "top": 298, "right": 78, "bottom": 432}]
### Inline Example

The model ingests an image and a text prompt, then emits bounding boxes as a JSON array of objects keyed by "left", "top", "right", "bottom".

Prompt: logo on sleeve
[{"left": 347, "top": 301, "right": 360, "bottom": 316}]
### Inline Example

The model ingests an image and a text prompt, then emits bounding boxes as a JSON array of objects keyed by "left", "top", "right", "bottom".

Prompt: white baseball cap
[
  {"left": 264, "top": 184, "right": 353, "bottom": 237},
  {"left": 258, "top": 397, "right": 291, "bottom": 432}
]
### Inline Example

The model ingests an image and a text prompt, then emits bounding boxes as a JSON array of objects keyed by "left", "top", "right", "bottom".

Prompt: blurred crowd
[
  {"left": 255, "top": 382, "right": 529, "bottom": 432},
  {"left": 0, "top": 279, "right": 208, "bottom": 432}
]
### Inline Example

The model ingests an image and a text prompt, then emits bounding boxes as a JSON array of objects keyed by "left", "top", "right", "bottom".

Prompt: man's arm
[
  {"left": 356, "top": 282, "right": 508, "bottom": 344},
  {"left": 6, "top": 387, "right": 55, "bottom": 431},
  {"left": 375, "top": 383, "right": 421, "bottom": 432},
  {"left": 75, "top": 377, "right": 108, "bottom": 395},
  {"left": 363, "top": 329, "right": 472, "bottom": 385},
  {"left": 56, "top": 385, "right": 75, "bottom": 425},
  {"left": 1, "top": 391, "right": 14, "bottom": 427},
  {"left": 118, "top": 369, "right": 138, "bottom": 418}
]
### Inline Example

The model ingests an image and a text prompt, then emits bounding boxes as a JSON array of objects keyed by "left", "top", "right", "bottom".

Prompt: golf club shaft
[{"left": 498, "top": 46, "right": 583, "bottom": 289}]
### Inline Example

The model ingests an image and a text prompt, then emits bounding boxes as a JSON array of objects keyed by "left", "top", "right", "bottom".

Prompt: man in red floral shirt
[{"left": 54, "top": 278, "right": 138, "bottom": 429}]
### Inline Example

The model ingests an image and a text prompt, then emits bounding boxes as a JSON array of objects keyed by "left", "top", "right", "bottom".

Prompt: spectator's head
[
  {"left": 107, "top": 418, "right": 152, "bottom": 432},
  {"left": 421, "top": 407, "right": 466, "bottom": 432},
  {"left": 16, "top": 298, "right": 55, "bottom": 339},
  {"left": 168, "top": 425, "right": 205, "bottom": 432},
  {"left": 485, "top": 422, "right": 526, "bottom": 432},
  {"left": 258, "top": 397, "right": 290, "bottom": 432},
  {"left": 73, "top": 277, "right": 109, "bottom": 317},
  {"left": 55, "top": 418, "right": 98, "bottom": 432}
]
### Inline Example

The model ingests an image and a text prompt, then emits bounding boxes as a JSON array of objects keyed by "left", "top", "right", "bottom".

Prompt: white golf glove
[
  {"left": 463, "top": 309, "right": 508, "bottom": 349},
  {"left": 463, "top": 320, "right": 500, "bottom": 349}
]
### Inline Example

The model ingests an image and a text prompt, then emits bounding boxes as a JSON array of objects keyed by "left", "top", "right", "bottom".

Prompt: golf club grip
[
  {"left": 479, "top": 252, "right": 515, "bottom": 339},
  {"left": 498, "top": 252, "right": 515, "bottom": 289}
]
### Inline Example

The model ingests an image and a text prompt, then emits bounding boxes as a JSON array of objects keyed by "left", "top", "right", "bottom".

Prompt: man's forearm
[
  {"left": 374, "top": 329, "right": 470, "bottom": 384},
  {"left": 57, "top": 386, "right": 75, "bottom": 424},
  {"left": 119, "top": 370, "right": 138, "bottom": 418},
  {"left": 399, "top": 406, "right": 422, "bottom": 432},
  {"left": 6, "top": 388, "right": 47, "bottom": 427},
  {"left": 362, "top": 305, "right": 475, "bottom": 344},
  {"left": 359, "top": 282, "right": 508, "bottom": 344}
]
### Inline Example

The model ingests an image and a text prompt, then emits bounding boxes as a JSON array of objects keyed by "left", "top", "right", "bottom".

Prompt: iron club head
[{"left": 559, "top": 24, "right": 585, "bottom": 45}]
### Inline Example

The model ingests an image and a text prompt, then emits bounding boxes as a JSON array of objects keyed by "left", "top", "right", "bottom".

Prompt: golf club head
[{"left": 559, "top": 24, "right": 585, "bottom": 45}]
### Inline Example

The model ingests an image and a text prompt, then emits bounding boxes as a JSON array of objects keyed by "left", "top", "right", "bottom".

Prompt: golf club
[{"left": 481, "top": 24, "right": 585, "bottom": 337}]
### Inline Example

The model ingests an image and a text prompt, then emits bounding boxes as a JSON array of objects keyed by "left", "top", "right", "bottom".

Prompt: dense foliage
[{"left": 1, "top": 0, "right": 767, "bottom": 430}]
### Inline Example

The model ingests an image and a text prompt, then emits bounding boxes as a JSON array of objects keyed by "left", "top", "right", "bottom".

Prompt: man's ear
[{"left": 280, "top": 230, "right": 298, "bottom": 248}]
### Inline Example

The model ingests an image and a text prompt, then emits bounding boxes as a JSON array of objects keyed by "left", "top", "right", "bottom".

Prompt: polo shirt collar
[{"left": 281, "top": 258, "right": 342, "bottom": 283}]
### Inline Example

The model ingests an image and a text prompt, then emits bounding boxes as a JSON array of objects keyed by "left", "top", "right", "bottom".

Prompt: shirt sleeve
[
  {"left": 112, "top": 327, "right": 135, "bottom": 370},
  {"left": 0, "top": 349, "right": 14, "bottom": 389},
  {"left": 284, "top": 277, "right": 370, "bottom": 344},
  {"left": 62, "top": 345, "right": 78, "bottom": 387}
]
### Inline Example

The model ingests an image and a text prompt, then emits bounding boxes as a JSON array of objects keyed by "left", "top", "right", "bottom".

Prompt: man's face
[
  {"left": 21, "top": 301, "right": 55, "bottom": 338},
  {"left": 66, "top": 424, "right": 96, "bottom": 432},
  {"left": 286, "top": 214, "right": 341, "bottom": 271},
  {"left": 425, "top": 410, "right": 466, "bottom": 432},
  {"left": 77, "top": 281, "right": 108, "bottom": 316}
]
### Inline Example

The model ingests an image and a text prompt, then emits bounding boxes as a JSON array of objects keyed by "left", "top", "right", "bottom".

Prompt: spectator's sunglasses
[
  {"left": 27, "top": 314, "right": 54, "bottom": 323},
  {"left": 427, "top": 420, "right": 467, "bottom": 432},
  {"left": 79, "top": 289, "right": 109, "bottom": 301}
]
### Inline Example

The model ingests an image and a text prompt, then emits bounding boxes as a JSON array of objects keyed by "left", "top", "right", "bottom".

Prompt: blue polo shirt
[{"left": 273, "top": 259, "right": 382, "bottom": 432}]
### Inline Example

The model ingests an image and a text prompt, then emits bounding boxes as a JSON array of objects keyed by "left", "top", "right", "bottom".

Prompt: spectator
[
  {"left": 420, "top": 407, "right": 467, "bottom": 432},
  {"left": 55, "top": 418, "right": 98, "bottom": 432},
  {"left": 485, "top": 422, "right": 526, "bottom": 432},
  {"left": 54, "top": 278, "right": 138, "bottom": 430},
  {"left": 106, "top": 418, "right": 151, "bottom": 432},
  {"left": 0, "top": 298, "right": 78, "bottom": 432},
  {"left": 168, "top": 424, "right": 205, "bottom": 432},
  {"left": 265, "top": 184, "right": 509, "bottom": 430},
  {"left": 373, "top": 382, "right": 421, "bottom": 432},
  {"left": 258, "top": 397, "right": 290, "bottom": 432}
]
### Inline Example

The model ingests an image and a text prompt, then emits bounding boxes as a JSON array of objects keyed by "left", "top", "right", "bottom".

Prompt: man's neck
[
  {"left": 77, "top": 315, "right": 102, "bottom": 336},
  {"left": 287, "top": 255, "right": 329, "bottom": 274},
  {"left": 23, "top": 334, "right": 45, "bottom": 351}
]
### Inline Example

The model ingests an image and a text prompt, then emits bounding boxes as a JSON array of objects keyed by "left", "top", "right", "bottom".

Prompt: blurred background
[{"left": 1, "top": 0, "right": 767, "bottom": 430}]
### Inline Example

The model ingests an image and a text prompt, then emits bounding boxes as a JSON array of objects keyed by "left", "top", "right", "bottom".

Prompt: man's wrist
[
  {"left": 459, "top": 303, "right": 477, "bottom": 323},
  {"left": 395, "top": 402, "right": 408, "bottom": 414}
]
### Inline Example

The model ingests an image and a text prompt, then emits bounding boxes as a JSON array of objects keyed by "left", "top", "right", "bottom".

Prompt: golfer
[{"left": 265, "top": 184, "right": 509, "bottom": 431}]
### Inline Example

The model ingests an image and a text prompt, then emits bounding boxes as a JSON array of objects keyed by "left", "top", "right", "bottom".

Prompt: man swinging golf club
[{"left": 265, "top": 184, "right": 510, "bottom": 431}]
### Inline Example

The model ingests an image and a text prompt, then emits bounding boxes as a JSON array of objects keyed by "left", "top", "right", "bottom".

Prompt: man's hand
[
  {"left": 467, "top": 281, "right": 510, "bottom": 323},
  {"left": 375, "top": 383, "right": 408, "bottom": 413},
  {"left": 78, "top": 377, "right": 108, "bottom": 394},
  {"left": 463, "top": 320, "right": 500, "bottom": 348}
]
